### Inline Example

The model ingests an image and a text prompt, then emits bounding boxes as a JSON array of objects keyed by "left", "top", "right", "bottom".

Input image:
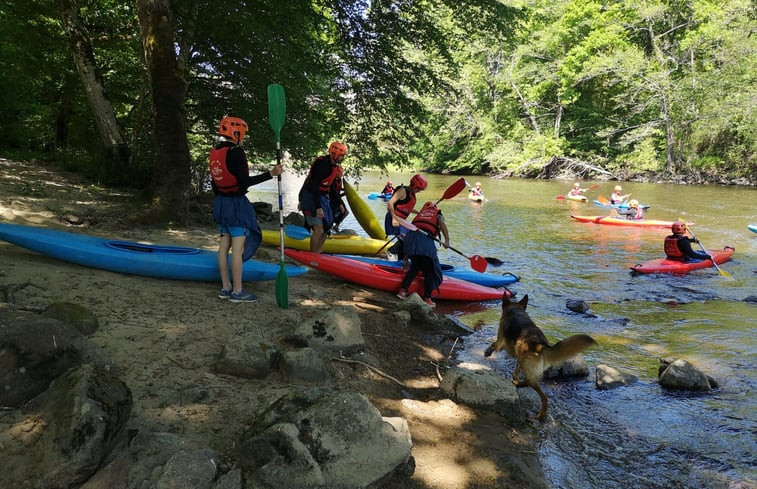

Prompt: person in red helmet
[
  {"left": 298, "top": 141, "right": 348, "bottom": 252},
  {"left": 384, "top": 174, "right": 428, "bottom": 260},
  {"left": 209, "top": 116, "right": 283, "bottom": 303},
  {"left": 395, "top": 201, "right": 450, "bottom": 307},
  {"left": 664, "top": 222, "right": 711, "bottom": 261},
  {"left": 381, "top": 180, "right": 394, "bottom": 196}
]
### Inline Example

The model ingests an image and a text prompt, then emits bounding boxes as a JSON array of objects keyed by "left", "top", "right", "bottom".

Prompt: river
[{"left": 262, "top": 171, "right": 756, "bottom": 489}]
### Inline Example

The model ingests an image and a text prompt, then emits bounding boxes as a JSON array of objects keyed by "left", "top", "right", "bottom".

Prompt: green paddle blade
[
  {"left": 267, "top": 84, "right": 286, "bottom": 142},
  {"left": 275, "top": 261, "right": 288, "bottom": 308}
]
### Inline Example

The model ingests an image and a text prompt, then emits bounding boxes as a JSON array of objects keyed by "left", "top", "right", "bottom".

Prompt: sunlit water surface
[{"left": 256, "top": 171, "right": 756, "bottom": 488}]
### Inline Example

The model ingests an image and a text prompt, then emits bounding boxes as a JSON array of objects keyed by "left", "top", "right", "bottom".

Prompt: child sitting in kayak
[
  {"left": 610, "top": 185, "right": 630, "bottom": 204},
  {"left": 664, "top": 222, "right": 711, "bottom": 262},
  {"left": 615, "top": 199, "right": 644, "bottom": 220},
  {"left": 470, "top": 181, "right": 484, "bottom": 197},
  {"left": 568, "top": 182, "right": 587, "bottom": 197},
  {"left": 381, "top": 180, "right": 394, "bottom": 195}
]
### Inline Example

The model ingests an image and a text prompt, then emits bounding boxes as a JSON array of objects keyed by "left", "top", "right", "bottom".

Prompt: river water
[{"left": 264, "top": 171, "right": 756, "bottom": 489}]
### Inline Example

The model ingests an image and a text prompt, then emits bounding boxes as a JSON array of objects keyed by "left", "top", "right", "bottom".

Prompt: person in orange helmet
[
  {"left": 664, "top": 222, "right": 711, "bottom": 261},
  {"left": 209, "top": 116, "right": 283, "bottom": 303},
  {"left": 298, "top": 141, "right": 348, "bottom": 252}
]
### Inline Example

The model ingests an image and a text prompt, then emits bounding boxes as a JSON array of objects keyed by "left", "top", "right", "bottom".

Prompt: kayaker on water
[
  {"left": 664, "top": 222, "right": 712, "bottom": 262},
  {"left": 384, "top": 174, "right": 428, "bottom": 260},
  {"left": 381, "top": 180, "right": 394, "bottom": 196},
  {"left": 610, "top": 185, "right": 630, "bottom": 204},
  {"left": 568, "top": 182, "right": 587, "bottom": 198},
  {"left": 470, "top": 181, "right": 484, "bottom": 197},
  {"left": 396, "top": 201, "right": 450, "bottom": 307},
  {"left": 209, "top": 116, "right": 283, "bottom": 303},
  {"left": 298, "top": 141, "right": 348, "bottom": 252},
  {"left": 615, "top": 199, "right": 644, "bottom": 220}
]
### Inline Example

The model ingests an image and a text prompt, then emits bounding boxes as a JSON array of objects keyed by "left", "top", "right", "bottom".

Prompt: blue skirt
[{"left": 212, "top": 195, "right": 262, "bottom": 261}]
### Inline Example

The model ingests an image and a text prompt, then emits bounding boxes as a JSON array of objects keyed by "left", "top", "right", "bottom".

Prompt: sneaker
[
  {"left": 230, "top": 289, "right": 257, "bottom": 303},
  {"left": 396, "top": 289, "right": 408, "bottom": 299},
  {"left": 218, "top": 288, "right": 232, "bottom": 299},
  {"left": 423, "top": 298, "right": 436, "bottom": 308}
]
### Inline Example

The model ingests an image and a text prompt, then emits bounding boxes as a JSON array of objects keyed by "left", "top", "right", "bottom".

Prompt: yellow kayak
[
  {"left": 343, "top": 181, "right": 386, "bottom": 240},
  {"left": 261, "top": 228, "right": 389, "bottom": 255}
]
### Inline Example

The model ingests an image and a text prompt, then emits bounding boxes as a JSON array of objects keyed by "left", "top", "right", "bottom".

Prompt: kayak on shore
[
  {"left": 284, "top": 249, "right": 512, "bottom": 301},
  {"left": 630, "top": 247, "right": 734, "bottom": 274},
  {"left": 261, "top": 227, "right": 389, "bottom": 255},
  {"left": 571, "top": 215, "right": 685, "bottom": 228},
  {"left": 0, "top": 222, "right": 308, "bottom": 282},
  {"left": 336, "top": 254, "right": 520, "bottom": 288},
  {"left": 344, "top": 181, "right": 386, "bottom": 240}
]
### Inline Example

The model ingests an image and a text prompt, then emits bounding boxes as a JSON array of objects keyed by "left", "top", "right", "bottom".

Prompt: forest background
[{"left": 0, "top": 0, "right": 754, "bottom": 223}]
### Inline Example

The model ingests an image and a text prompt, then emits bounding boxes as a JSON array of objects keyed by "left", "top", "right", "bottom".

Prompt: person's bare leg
[
  {"left": 230, "top": 235, "right": 246, "bottom": 293},
  {"left": 218, "top": 233, "right": 232, "bottom": 291},
  {"left": 310, "top": 224, "right": 324, "bottom": 253}
]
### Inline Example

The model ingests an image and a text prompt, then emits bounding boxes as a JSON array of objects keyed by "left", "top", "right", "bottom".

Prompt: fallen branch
[{"left": 328, "top": 356, "right": 406, "bottom": 388}]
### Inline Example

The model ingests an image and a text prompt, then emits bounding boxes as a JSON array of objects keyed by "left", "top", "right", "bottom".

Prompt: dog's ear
[{"left": 519, "top": 294, "right": 529, "bottom": 310}]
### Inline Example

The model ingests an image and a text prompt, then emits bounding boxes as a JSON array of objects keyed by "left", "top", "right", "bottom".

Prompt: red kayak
[
  {"left": 630, "top": 247, "right": 734, "bottom": 274},
  {"left": 284, "top": 249, "right": 512, "bottom": 301},
  {"left": 571, "top": 214, "right": 684, "bottom": 228}
]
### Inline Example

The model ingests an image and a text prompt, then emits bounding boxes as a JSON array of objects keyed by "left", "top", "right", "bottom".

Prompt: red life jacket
[
  {"left": 664, "top": 235, "right": 684, "bottom": 259},
  {"left": 412, "top": 204, "right": 440, "bottom": 237},
  {"left": 304, "top": 156, "right": 340, "bottom": 193},
  {"left": 209, "top": 146, "right": 239, "bottom": 194},
  {"left": 392, "top": 186, "right": 417, "bottom": 219},
  {"left": 332, "top": 165, "right": 344, "bottom": 193}
]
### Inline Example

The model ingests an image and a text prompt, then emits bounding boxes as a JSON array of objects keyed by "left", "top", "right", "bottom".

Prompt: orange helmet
[
  {"left": 628, "top": 199, "right": 639, "bottom": 208},
  {"left": 218, "top": 116, "right": 248, "bottom": 144},
  {"left": 329, "top": 141, "right": 348, "bottom": 161},
  {"left": 410, "top": 174, "right": 428, "bottom": 192},
  {"left": 671, "top": 221, "right": 686, "bottom": 234},
  {"left": 614, "top": 185, "right": 622, "bottom": 191}
]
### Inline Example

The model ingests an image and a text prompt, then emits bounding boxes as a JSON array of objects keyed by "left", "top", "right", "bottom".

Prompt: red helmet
[
  {"left": 671, "top": 221, "right": 686, "bottom": 234},
  {"left": 329, "top": 141, "right": 348, "bottom": 161},
  {"left": 410, "top": 174, "right": 428, "bottom": 192},
  {"left": 218, "top": 116, "right": 248, "bottom": 144}
]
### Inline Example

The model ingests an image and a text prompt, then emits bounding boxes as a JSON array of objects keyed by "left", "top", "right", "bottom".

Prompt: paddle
[
  {"left": 556, "top": 184, "right": 598, "bottom": 200},
  {"left": 285, "top": 224, "right": 310, "bottom": 240},
  {"left": 373, "top": 178, "right": 467, "bottom": 256},
  {"left": 682, "top": 221, "right": 732, "bottom": 278},
  {"left": 437, "top": 241, "right": 489, "bottom": 273},
  {"left": 268, "top": 83, "right": 288, "bottom": 308}
]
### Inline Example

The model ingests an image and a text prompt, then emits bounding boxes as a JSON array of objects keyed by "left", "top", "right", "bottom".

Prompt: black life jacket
[
  {"left": 392, "top": 185, "right": 417, "bottom": 219},
  {"left": 304, "top": 156, "right": 340, "bottom": 193}
]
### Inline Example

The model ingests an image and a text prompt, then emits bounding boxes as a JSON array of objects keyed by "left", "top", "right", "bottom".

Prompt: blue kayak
[
  {"left": 0, "top": 222, "right": 308, "bottom": 282},
  {"left": 334, "top": 254, "right": 519, "bottom": 288},
  {"left": 749, "top": 224, "right": 757, "bottom": 234},
  {"left": 593, "top": 199, "right": 650, "bottom": 210},
  {"left": 367, "top": 192, "right": 392, "bottom": 200}
]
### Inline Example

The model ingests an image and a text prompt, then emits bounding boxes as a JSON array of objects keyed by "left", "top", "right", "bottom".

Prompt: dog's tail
[{"left": 543, "top": 334, "right": 596, "bottom": 367}]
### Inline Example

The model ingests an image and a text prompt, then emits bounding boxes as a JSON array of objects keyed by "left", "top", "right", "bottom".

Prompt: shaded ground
[{"left": 0, "top": 157, "right": 547, "bottom": 489}]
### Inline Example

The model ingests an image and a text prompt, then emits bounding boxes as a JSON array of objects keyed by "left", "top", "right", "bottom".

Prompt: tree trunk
[
  {"left": 136, "top": 0, "right": 192, "bottom": 221},
  {"left": 58, "top": 0, "right": 129, "bottom": 166}
]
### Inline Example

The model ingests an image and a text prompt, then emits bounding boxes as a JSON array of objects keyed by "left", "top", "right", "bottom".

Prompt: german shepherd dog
[{"left": 484, "top": 293, "right": 596, "bottom": 421}]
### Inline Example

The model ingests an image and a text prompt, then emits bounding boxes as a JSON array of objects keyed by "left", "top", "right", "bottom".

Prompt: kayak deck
[{"left": 571, "top": 215, "right": 682, "bottom": 228}]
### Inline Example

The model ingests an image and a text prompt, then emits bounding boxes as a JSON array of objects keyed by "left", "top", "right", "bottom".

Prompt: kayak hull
[
  {"left": 630, "top": 247, "right": 734, "bottom": 274},
  {"left": 261, "top": 229, "right": 388, "bottom": 255},
  {"left": 0, "top": 222, "right": 308, "bottom": 281},
  {"left": 565, "top": 194, "right": 588, "bottom": 202},
  {"left": 284, "top": 249, "right": 512, "bottom": 301},
  {"left": 468, "top": 194, "right": 485, "bottom": 202},
  {"left": 571, "top": 215, "right": 681, "bottom": 228},
  {"left": 344, "top": 181, "right": 386, "bottom": 240},
  {"left": 748, "top": 224, "right": 757, "bottom": 234},
  {"left": 337, "top": 254, "right": 519, "bottom": 288}
]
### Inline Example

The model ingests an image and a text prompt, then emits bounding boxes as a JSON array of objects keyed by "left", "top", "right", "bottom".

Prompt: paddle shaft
[
  {"left": 686, "top": 227, "right": 725, "bottom": 275},
  {"left": 268, "top": 83, "right": 288, "bottom": 307}
]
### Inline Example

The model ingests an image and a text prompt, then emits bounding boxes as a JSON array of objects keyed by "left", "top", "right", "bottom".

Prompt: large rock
[
  {"left": 1, "top": 309, "right": 87, "bottom": 407},
  {"left": 440, "top": 362, "right": 519, "bottom": 410},
  {"left": 292, "top": 307, "right": 365, "bottom": 355},
  {"left": 658, "top": 358, "right": 713, "bottom": 391},
  {"left": 0, "top": 364, "right": 132, "bottom": 488},
  {"left": 238, "top": 388, "right": 413, "bottom": 488}
]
